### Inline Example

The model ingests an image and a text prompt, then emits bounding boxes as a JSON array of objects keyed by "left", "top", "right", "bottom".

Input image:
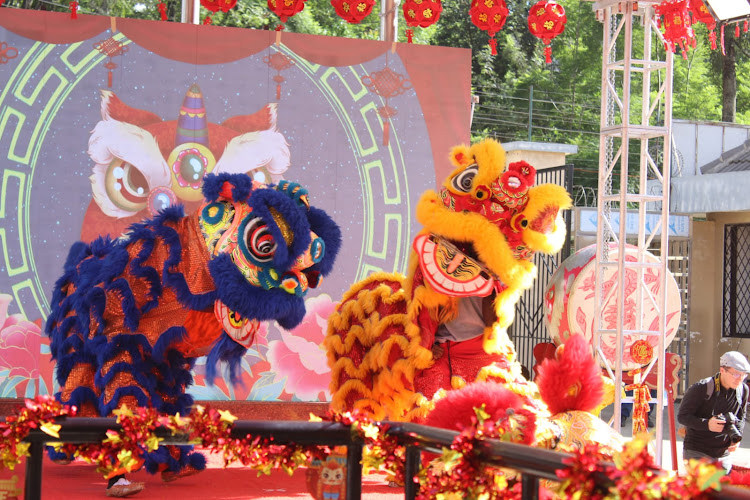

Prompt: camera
[{"left": 718, "top": 412, "right": 743, "bottom": 445}]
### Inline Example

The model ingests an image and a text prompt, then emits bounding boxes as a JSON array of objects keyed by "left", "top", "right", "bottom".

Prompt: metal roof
[{"left": 701, "top": 138, "right": 750, "bottom": 174}]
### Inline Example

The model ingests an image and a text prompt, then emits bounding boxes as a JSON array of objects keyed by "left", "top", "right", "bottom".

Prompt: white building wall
[{"left": 672, "top": 119, "right": 750, "bottom": 177}]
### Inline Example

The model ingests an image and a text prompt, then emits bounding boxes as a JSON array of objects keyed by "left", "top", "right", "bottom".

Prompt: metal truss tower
[{"left": 592, "top": 0, "right": 673, "bottom": 465}]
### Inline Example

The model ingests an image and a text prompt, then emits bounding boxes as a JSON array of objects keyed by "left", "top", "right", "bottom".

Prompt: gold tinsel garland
[{"left": 0, "top": 396, "right": 740, "bottom": 499}]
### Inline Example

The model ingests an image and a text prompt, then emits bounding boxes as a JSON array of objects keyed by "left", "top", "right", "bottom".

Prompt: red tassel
[
  {"left": 722, "top": 24, "right": 726, "bottom": 55},
  {"left": 276, "top": 84, "right": 281, "bottom": 101},
  {"left": 736, "top": 24, "right": 740, "bottom": 38},
  {"left": 710, "top": 30, "right": 717, "bottom": 51},
  {"left": 745, "top": 20, "right": 748, "bottom": 33},
  {"left": 406, "top": 28, "right": 414, "bottom": 43},
  {"left": 107, "top": 70, "right": 113, "bottom": 88},
  {"left": 544, "top": 45, "right": 552, "bottom": 64},
  {"left": 219, "top": 182, "right": 234, "bottom": 200},
  {"left": 158, "top": 2, "right": 167, "bottom": 21},
  {"left": 69, "top": 0, "right": 78, "bottom": 18},
  {"left": 488, "top": 37, "right": 497, "bottom": 56},
  {"left": 382, "top": 120, "right": 389, "bottom": 146}
]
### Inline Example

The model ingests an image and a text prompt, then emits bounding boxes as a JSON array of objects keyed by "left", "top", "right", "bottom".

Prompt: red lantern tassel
[
  {"left": 736, "top": 24, "right": 740, "bottom": 38},
  {"left": 69, "top": 0, "right": 78, "bottom": 19},
  {"left": 488, "top": 37, "right": 497, "bottom": 56},
  {"left": 276, "top": 84, "right": 281, "bottom": 101},
  {"left": 158, "top": 2, "right": 167, "bottom": 21},
  {"left": 108, "top": 70, "right": 113, "bottom": 88},
  {"left": 406, "top": 29, "right": 414, "bottom": 43},
  {"left": 721, "top": 24, "right": 726, "bottom": 55},
  {"left": 745, "top": 20, "right": 748, "bottom": 33},
  {"left": 544, "top": 44, "right": 552, "bottom": 64},
  {"left": 710, "top": 30, "right": 717, "bottom": 50},
  {"left": 382, "top": 120, "right": 389, "bottom": 147}
]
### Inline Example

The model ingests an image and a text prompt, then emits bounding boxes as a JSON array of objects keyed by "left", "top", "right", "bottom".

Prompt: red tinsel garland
[
  {"left": 0, "top": 396, "right": 743, "bottom": 498},
  {"left": 0, "top": 396, "right": 76, "bottom": 470}
]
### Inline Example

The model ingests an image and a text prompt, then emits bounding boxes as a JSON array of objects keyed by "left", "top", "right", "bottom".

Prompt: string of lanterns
[
  {"left": 655, "top": 0, "right": 748, "bottom": 59},
  {"left": 197, "top": 0, "right": 569, "bottom": 63},
  {"left": 62, "top": 0, "right": 746, "bottom": 66}
]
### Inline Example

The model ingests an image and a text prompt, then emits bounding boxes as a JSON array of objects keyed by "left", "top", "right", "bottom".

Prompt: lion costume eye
[
  {"left": 239, "top": 215, "right": 277, "bottom": 265},
  {"left": 104, "top": 159, "right": 150, "bottom": 212},
  {"left": 451, "top": 163, "right": 479, "bottom": 193}
]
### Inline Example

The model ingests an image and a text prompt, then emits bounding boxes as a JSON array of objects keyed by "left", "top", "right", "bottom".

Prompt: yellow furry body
[{"left": 325, "top": 139, "right": 572, "bottom": 421}]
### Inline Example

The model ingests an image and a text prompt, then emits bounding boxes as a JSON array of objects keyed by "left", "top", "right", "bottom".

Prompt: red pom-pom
[
  {"left": 424, "top": 381, "right": 538, "bottom": 445},
  {"left": 536, "top": 334, "right": 604, "bottom": 414}
]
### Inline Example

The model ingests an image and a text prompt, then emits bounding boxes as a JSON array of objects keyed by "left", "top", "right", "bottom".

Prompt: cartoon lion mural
[
  {"left": 46, "top": 172, "right": 341, "bottom": 493},
  {"left": 325, "top": 138, "right": 572, "bottom": 422},
  {"left": 82, "top": 84, "right": 290, "bottom": 242}
]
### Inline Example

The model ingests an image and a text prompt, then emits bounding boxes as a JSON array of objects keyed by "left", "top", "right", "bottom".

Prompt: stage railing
[{"left": 19, "top": 419, "right": 750, "bottom": 500}]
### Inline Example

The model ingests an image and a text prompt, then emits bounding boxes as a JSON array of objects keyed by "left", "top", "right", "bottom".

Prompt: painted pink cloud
[
  {"left": 266, "top": 294, "right": 336, "bottom": 401},
  {"left": 0, "top": 294, "right": 42, "bottom": 379}
]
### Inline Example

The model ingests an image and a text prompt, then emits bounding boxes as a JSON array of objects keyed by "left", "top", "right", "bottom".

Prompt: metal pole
[
  {"left": 380, "top": 0, "right": 399, "bottom": 42},
  {"left": 23, "top": 441, "right": 43, "bottom": 500},
  {"left": 528, "top": 85, "right": 534, "bottom": 141},
  {"left": 181, "top": 0, "right": 200, "bottom": 24},
  {"left": 404, "top": 445, "right": 421, "bottom": 500},
  {"left": 345, "top": 442, "right": 363, "bottom": 499}
]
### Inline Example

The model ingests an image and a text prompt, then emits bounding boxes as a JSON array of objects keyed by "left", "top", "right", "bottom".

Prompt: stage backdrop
[{"left": 0, "top": 9, "right": 471, "bottom": 403}]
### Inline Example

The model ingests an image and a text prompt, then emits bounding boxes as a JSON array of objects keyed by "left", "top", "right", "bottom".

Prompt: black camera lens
[{"left": 723, "top": 412, "right": 743, "bottom": 445}]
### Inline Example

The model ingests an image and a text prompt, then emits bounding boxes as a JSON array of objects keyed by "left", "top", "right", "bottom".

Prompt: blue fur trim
[
  {"left": 143, "top": 446, "right": 178, "bottom": 474},
  {"left": 87, "top": 287, "right": 107, "bottom": 336},
  {"left": 101, "top": 386, "right": 152, "bottom": 416},
  {"left": 46, "top": 446, "right": 72, "bottom": 462},
  {"left": 159, "top": 393, "right": 194, "bottom": 416},
  {"left": 156, "top": 348, "right": 195, "bottom": 388},
  {"left": 205, "top": 332, "right": 247, "bottom": 386},
  {"left": 306, "top": 205, "right": 342, "bottom": 276},
  {"left": 143, "top": 446, "right": 205, "bottom": 475},
  {"left": 152, "top": 327, "right": 188, "bottom": 363},
  {"left": 208, "top": 255, "right": 305, "bottom": 328},
  {"left": 53, "top": 335, "right": 90, "bottom": 386},
  {"left": 129, "top": 231, "right": 162, "bottom": 315},
  {"left": 153, "top": 222, "right": 218, "bottom": 312},
  {"left": 247, "top": 188, "right": 312, "bottom": 272},
  {"left": 187, "top": 450, "right": 207, "bottom": 470},
  {"left": 107, "top": 278, "right": 141, "bottom": 332},
  {"left": 98, "top": 246, "right": 130, "bottom": 284},
  {"left": 61, "top": 386, "right": 98, "bottom": 409},
  {"left": 49, "top": 316, "right": 76, "bottom": 360},
  {"left": 202, "top": 172, "right": 254, "bottom": 203}
]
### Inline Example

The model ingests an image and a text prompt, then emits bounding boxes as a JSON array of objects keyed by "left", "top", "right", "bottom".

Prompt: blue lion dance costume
[{"left": 46, "top": 172, "right": 341, "bottom": 479}]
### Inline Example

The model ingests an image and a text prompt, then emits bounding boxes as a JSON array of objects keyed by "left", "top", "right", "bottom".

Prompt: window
[{"left": 723, "top": 223, "right": 750, "bottom": 337}]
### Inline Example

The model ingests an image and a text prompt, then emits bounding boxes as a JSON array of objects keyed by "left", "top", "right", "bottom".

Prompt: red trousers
[{"left": 413, "top": 335, "right": 505, "bottom": 400}]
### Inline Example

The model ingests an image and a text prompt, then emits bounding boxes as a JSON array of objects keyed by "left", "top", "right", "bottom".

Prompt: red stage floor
[{"left": 3, "top": 450, "right": 404, "bottom": 499}]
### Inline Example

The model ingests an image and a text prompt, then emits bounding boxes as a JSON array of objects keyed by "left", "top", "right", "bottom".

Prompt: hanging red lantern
[
  {"left": 268, "top": 0, "right": 307, "bottom": 26},
  {"left": 527, "top": 0, "right": 567, "bottom": 64},
  {"left": 331, "top": 0, "right": 375, "bottom": 24},
  {"left": 158, "top": 1, "right": 168, "bottom": 21},
  {"left": 655, "top": 0, "right": 696, "bottom": 60},
  {"left": 469, "top": 0, "right": 509, "bottom": 56},
  {"left": 402, "top": 0, "right": 443, "bottom": 43},
  {"left": 200, "top": 0, "right": 238, "bottom": 24},
  {"left": 689, "top": 0, "right": 717, "bottom": 50}
]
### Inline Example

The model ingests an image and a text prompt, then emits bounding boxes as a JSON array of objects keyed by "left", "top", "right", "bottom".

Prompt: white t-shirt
[{"left": 434, "top": 295, "right": 486, "bottom": 343}]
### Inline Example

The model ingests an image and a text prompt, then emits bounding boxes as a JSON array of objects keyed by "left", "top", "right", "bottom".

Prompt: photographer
[{"left": 678, "top": 351, "right": 750, "bottom": 472}]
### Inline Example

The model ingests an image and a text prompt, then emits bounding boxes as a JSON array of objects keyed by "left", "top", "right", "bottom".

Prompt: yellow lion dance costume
[{"left": 325, "top": 139, "right": 572, "bottom": 422}]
